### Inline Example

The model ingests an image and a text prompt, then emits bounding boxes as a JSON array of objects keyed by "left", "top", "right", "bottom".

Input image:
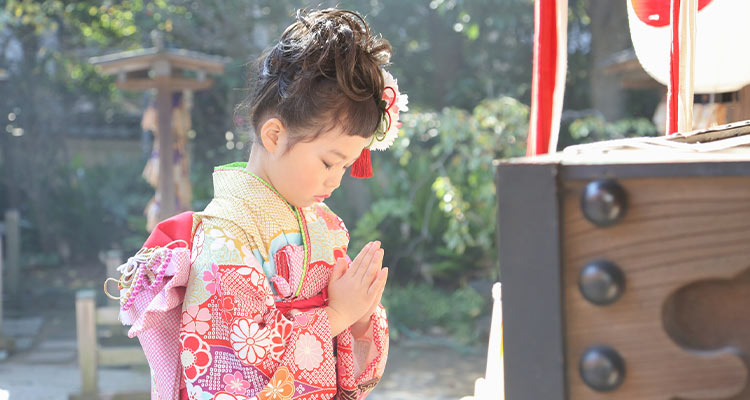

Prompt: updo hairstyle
[{"left": 243, "top": 9, "right": 392, "bottom": 150}]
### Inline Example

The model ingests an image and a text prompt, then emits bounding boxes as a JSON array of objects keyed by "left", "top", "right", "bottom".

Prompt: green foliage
[
  {"left": 339, "top": 0, "right": 538, "bottom": 109},
  {"left": 382, "top": 283, "right": 485, "bottom": 345},
  {"left": 568, "top": 115, "right": 658, "bottom": 143},
  {"left": 1, "top": 0, "right": 649, "bottom": 346},
  {"left": 5, "top": 0, "right": 180, "bottom": 44},
  {"left": 347, "top": 97, "right": 528, "bottom": 285}
]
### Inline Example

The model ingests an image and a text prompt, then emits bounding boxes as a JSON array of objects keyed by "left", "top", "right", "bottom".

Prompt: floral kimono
[{"left": 116, "top": 162, "right": 388, "bottom": 400}]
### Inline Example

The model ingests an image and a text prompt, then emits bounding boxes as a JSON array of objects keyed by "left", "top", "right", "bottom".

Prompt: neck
[{"left": 245, "top": 144, "right": 272, "bottom": 184}]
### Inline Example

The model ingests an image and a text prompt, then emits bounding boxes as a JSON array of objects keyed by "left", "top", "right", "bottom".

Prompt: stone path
[{"left": 0, "top": 312, "right": 487, "bottom": 399}]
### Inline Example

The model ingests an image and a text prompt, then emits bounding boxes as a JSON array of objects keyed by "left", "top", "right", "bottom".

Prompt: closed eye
[{"left": 323, "top": 159, "right": 354, "bottom": 170}]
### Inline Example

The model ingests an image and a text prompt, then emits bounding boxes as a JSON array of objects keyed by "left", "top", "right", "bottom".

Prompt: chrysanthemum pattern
[
  {"left": 175, "top": 167, "right": 389, "bottom": 399},
  {"left": 293, "top": 333, "right": 324, "bottom": 371},
  {"left": 231, "top": 318, "right": 271, "bottom": 365}
]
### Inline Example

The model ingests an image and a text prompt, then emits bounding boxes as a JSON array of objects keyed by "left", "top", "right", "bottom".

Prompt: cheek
[{"left": 286, "top": 156, "right": 324, "bottom": 192}]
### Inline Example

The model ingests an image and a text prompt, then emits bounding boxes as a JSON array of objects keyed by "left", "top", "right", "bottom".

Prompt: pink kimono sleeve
[
  {"left": 217, "top": 261, "right": 339, "bottom": 399},
  {"left": 335, "top": 304, "right": 389, "bottom": 399}
]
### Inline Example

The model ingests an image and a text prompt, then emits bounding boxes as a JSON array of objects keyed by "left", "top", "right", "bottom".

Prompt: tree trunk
[{"left": 588, "top": 0, "right": 632, "bottom": 120}]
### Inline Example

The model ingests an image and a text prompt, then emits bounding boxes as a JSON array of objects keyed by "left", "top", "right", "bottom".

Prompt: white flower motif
[
  {"left": 186, "top": 383, "right": 207, "bottom": 400},
  {"left": 235, "top": 263, "right": 274, "bottom": 307},
  {"left": 304, "top": 208, "right": 319, "bottom": 224},
  {"left": 213, "top": 393, "right": 250, "bottom": 400},
  {"left": 293, "top": 332, "right": 324, "bottom": 371},
  {"left": 190, "top": 225, "right": 205, "bottom": 264},
  {"left": 370, "top": 69, "right": 409, "bottom": 151},
  {"left": 208, "top": 228, "right": 237, "bottom": 251},
  {"left": 230, "top": 318, "right": 271, "bottom": 365},
  {"left": 236, "top": 264, "right": 267, "bottom": 287}
]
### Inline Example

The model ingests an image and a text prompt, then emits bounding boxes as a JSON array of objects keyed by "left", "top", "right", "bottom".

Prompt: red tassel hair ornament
[
  {"left": 349, "top": 69, "right": 408, "bottom": 179},
  {"left": 350, "top": 148, "right": 373, "bottom": 179}
]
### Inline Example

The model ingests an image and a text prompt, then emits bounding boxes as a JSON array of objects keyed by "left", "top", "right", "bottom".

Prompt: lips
[{"left": 314, "top": 194, "right": 330, "bottom": 202}]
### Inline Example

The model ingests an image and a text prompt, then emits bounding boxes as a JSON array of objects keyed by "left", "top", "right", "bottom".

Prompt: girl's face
[{"left": 265, "top": 124, "right": 371, "bottom": 208}]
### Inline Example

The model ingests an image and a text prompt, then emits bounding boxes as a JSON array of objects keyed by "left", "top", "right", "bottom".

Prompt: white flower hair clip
[{"left": 351, "top": 69, "right": 409, "bottom": 178}]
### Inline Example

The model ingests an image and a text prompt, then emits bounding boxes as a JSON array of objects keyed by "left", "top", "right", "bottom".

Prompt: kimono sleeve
[
  {"left": 216, "top": 258, "right": 339, "bottom": 398},
  {"left": 335, "top": 303, "right": 390, "bottom": 399}
]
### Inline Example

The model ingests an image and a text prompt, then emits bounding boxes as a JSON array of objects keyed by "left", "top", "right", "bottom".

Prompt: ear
[{"left": 259, "top": 118, "right": 287, "bottom": 154}]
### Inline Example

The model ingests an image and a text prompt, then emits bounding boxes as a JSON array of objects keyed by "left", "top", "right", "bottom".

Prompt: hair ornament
[{"left": 350, "top": 69, "right": 408, "bottom": 178}]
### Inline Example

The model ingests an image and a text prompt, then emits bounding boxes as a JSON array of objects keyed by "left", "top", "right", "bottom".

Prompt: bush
[
  {"left": 346, "top": 96, "right": 528, "bottom": 286},
  {"left": 568, "top": 115, "right": 658, "bottom": 143},
  {"left": 382, "top": 283, "right": 485, "bottom": 345}
]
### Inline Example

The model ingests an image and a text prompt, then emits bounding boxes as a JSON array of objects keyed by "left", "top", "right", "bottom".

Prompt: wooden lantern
[{"left": 89, "top": 32, "right": 229, "bottom": 222}]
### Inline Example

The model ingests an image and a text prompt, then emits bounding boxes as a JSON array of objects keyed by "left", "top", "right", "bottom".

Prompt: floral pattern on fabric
[
  {"left": 203, "top": 263, "right": 222, "bottom": 296},
  {"left": 182, "top": 304, "right": 211, "bottom": 335},
  {"left": 223, "top": 371, "right": 251, "bottom": 394},
  {"left": 257, "top": 366, "right": 294, "bottom": 400},
  {"left": 173, "top": 165, "right": 388, "bottom": 400},
  {"left": 181, "top": 333, "right": 212, "bottom": 381},
  {"left": 293, "top": 333, "right": 323, "bottom": 371},
  {"left": 213, "top": 392, "right": 250, "bottom": 400},
  {"left": 230, "top": 318, "right": 272, "bottom": 365},
  {"left": 191, "top": 225, "right": 205, "bottom": 265}
]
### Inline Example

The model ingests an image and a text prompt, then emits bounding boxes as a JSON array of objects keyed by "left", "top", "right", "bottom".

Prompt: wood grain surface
[{"left": 563, "top": 176, "right": 750, "bottom": 399}]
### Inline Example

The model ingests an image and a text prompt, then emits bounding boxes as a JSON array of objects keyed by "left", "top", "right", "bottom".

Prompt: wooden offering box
[{"left": 497, "top": 121, "right": 750, "bottom": 400}]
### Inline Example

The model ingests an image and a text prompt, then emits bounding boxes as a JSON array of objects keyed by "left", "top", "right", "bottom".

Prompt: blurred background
[{"left": 0, "top": 0, "right": 671, "bottom": 399}]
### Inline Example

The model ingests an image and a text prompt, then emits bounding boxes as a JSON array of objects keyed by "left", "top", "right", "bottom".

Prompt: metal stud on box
[
  {"left": 581, "top": 179, "right": 628, "bottom": 227},
  {"left": 579, "top": 260, "right": 625, "bottom": 306},
  {"left": 579, "top": 345, "right": 625, "bottom": 392}
]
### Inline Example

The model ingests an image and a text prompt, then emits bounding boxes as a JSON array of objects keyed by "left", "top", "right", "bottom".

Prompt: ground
[{"left": 0, "top": 301, "right": 487, "bottom": 400}]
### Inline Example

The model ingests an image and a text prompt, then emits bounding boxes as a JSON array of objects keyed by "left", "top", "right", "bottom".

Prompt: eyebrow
[{"left": 328, "top": 150, "right": 349, "bottom": 160}]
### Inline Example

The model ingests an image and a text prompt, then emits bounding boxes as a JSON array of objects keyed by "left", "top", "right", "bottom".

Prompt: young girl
[{"left": 108, "top": 8, "right": 408, "bottom": 400}]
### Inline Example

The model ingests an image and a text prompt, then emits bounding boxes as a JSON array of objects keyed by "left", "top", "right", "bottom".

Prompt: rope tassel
[{"left": 350, "top": 148, "right": 373, "bottom": 179}]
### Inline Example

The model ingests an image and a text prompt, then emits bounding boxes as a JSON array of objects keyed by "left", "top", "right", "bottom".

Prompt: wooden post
[
  {"left": 4, "top": 210, "right": 19, "bottom": 304},
  {"left": 739, "top": 85, "right": 750, "bottom": 121},
  {"left": 725, "top": 84, "right": 750, "bottom": 123},
  {"left": 154, "top": 55, "right": 176, "bottom": 223},
  {"left": 156, "top": 84, "right": 176, "bottom": 222},
  {"left": 76, "top": 290, "right": 98, "bottom": 396}
]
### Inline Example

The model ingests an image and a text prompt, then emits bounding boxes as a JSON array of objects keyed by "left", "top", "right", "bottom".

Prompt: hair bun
[
  {"left": 283, "top": 8, "right": 391, "bottom": 101},
  {"left": 244, "top": 8, "right": 393, "bottom": 147}
]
